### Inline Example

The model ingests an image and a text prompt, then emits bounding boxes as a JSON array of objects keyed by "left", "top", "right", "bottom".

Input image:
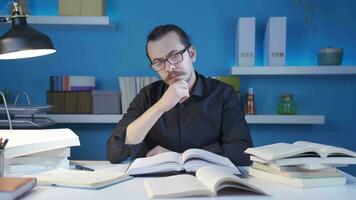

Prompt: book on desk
[
  {"left": 144, "top": 166, "right": 266, "bottom": 198},
  {"left": 126, "top": 148, "right": 241, "bottom": 176},
  {"left": 245, "top": 141, "right": 356, "bottom": 187},
  {"left": 29, "top": 168, "right": 132, "bottom": 189},
  {"left": 0, "top": 177, "right": 36, "bottom": 200}
]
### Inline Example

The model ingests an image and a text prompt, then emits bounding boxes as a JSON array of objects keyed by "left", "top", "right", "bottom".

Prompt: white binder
[
  {"left": 236, "top": 17, "right": 255, "bottom": 66},
  {"left": 263, "top": 17, "right": 287, "bottom": 66}
]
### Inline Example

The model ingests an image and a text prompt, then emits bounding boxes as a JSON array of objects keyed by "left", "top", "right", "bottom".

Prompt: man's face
[{"left": 147, "top": 31, "right": 196, "bottom": 85}]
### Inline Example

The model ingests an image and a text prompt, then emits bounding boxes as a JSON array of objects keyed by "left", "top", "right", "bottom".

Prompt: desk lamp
[{"left": 0, "top": 2, "right": 56, "bottom": 59}]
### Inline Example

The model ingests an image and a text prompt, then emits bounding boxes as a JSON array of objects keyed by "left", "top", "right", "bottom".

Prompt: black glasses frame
[{"left": 149, "top": 45, "right": 191, "bottom": 72}]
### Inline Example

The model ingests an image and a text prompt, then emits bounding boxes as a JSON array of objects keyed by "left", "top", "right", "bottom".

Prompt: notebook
[
  {"left": 0, "top": 177, "right": 36, "bottom": 200},
  {"left": 31, "top": 168, "right": 132, "bottom": 189}
]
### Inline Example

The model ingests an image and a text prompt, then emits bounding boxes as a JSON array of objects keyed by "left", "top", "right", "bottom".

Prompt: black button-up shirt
[{"left": 106, "top": 72, "right": 253, "bottom": 166}]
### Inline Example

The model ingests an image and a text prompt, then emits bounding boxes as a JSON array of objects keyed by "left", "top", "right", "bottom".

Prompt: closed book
[
  {"left": 236, "top": 17, "right": 255, "bottom": 66},
  {"left": 249, "top": 167, "right": 346, "bottom": 188},
  {"left": 2, "top": 128, "right": 80, "bottom": 159},
  {"left": 69, "top": 76, "right": 95, "bottom": 87},
  {"left": 263, "top": 17, "right": 287, "bottom": 66},
  {"left": 0, "top": 177, "right": 36, "bottom": 200},
  {"left": 27, "top": 148, "right": 70, "bottom": 157},
  {"left": 70, "top": 86, "right": 96, "bottom": 91},
  {"left": 250, "top": 155, "right": 356, "bottom": 166},
  {"left": 252, "top": 162, "right": 341, "bottom": 179}
]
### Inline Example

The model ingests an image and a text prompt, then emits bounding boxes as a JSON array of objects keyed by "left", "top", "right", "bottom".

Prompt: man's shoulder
[{"left": 199, "top": 74, "right": 235, "bottom": 94}]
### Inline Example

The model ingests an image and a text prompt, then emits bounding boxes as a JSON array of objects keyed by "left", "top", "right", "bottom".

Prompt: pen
[
  {"left": 0, "top": 138, "right": 8, "bottom": 150},
  {"left": 75, "top": 164, "right": 95, "bottom": 172}
]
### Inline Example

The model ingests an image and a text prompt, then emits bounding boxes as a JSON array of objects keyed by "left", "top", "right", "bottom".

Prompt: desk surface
[{"left": 23, "top": 161, "right": 356, "bottom": 200}]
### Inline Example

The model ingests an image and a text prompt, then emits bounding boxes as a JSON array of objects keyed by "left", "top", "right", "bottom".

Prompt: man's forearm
[{"left": 125, "top": 102, "right": 165, "bottom": 144}]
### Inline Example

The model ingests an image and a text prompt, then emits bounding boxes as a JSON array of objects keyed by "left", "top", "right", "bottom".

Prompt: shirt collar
[{"left": 190, "top": 71, "right": 203, "bottom": 97}]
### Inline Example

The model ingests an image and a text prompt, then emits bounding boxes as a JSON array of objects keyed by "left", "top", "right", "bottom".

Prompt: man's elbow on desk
[{"left": 106, "top": 135, "right": 131, "bottom": 163}]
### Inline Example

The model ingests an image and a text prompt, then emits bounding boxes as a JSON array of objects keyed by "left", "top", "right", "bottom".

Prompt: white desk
[{"left": 23, "top": 161, "right": 356, "bottom": 200}]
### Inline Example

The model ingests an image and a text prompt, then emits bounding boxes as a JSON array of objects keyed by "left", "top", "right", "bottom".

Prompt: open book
[
  {"left": 127, "top": 148, "right": 240, "bottom": 175},
  {"left": 245, "top": 141, "right": 356, "bottom": 166},
  {"left": 144, "top": 166, "right": 265, "bottom": 198},
  {"left": 30, "top": 168, "right": 132, "bottom": 189}
]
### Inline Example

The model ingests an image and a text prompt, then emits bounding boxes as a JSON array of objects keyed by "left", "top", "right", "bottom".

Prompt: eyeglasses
[{"left": 150, "top": 45, "right": 191, "bottom": 72}]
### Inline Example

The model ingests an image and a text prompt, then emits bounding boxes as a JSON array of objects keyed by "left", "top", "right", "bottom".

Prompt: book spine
[{"left": 49, "top": 76, "right": 55, "bottom": 91}]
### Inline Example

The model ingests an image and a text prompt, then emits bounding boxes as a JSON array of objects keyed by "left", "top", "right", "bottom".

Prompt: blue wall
[{"left": 0, "top": 0, "right": 355, "bottom": 175}]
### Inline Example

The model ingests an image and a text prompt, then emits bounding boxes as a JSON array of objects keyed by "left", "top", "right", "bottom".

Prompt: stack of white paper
[
  {"left": 1, "top": 128, "right": 80, "bottom": 176},
  {"left": 263, "top": 17, "right": 287, "bottom": 66},
  {"left": 236, "top": 17, "right": 256, "bottom": 66}
]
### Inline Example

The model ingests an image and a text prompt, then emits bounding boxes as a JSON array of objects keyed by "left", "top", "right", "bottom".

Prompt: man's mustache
[{"left": 165, "top": 71, "right": 186, "bottom": 81}]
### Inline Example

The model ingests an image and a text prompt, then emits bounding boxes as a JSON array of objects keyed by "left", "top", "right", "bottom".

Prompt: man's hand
[
  {"left": 146, "top": 145, "right": 171, "bottom": 157},
  {"left": 157, "top": 80, "right": 190, "bottom": 112}
]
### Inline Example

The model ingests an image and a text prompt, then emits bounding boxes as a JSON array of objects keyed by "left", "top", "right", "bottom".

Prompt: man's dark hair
[{"left": 146, "top": 24, "right": 192, "bottom": 61}]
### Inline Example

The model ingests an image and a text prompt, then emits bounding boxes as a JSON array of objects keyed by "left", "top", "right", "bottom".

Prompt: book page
[
  {"left": 293, "top": 141, "right": 356, "bottom": 158},
  {"left": 183, "top": 159, "right": 240, "bottom": 174},
  {"left": 127, "top": 152, "right": 182, "bottom": 175},
  {"left": 181, "top": 149, "right": 239, "bottom": 173},
  {"left": 144, "top": 175, "right": 213, "bottom": 198},
  {"left": 245, "top": 143, "right": 318, "bottom": 161},
  {"left": 196, "top": 166, "right": 265, "bottom": 195}
]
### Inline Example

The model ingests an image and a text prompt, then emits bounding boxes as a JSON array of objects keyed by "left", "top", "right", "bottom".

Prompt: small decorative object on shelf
[
  {"left": 278, "top": 93, "right": 297, "bottom": 115},
  {"left": 244, "top": 87, "right": 256, "bottom": 115},
  {"left": 318, "top": 47, "right": 343, "bottom": 66}
]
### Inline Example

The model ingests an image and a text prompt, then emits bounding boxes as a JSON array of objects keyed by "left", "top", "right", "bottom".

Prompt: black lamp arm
[{"left": 0, "top": 16, "right": 8, "bottom": 23}]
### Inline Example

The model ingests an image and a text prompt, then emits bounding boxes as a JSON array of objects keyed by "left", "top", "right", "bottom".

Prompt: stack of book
[
  {"left": 245, "top": 141, "right": 356, "bottom": 188},
  {"left": 50, "top": 76, "right": 95, "bottom": 91},
  {"left": 2, "top": 129, "right": 80, "bottom": 176}
]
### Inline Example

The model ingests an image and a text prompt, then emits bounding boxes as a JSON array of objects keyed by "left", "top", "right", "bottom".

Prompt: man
[{"left": 107, "top": 24, "right": 252, "bottom": 166}]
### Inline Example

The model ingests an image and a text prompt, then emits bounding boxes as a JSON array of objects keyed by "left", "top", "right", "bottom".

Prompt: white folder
[
  {"left": 263, "top": 17, "right": 287, "bottom": 66},
  {"left": 236, "top": 17, "right": 255, "bottom": 66}
]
